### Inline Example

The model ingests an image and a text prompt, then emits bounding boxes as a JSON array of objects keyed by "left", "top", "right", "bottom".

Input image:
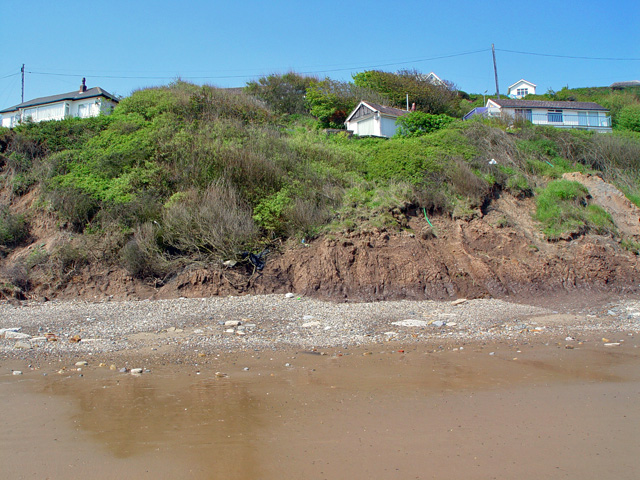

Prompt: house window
[
  {"left": 515, "top": 109, "right": 532, "bottom": 122},
  {"left": 547, "top": 109, "right": 563, "bottom": 123},
  {"left": 516, "top": 88, "right": 529, "bottom": 97}
]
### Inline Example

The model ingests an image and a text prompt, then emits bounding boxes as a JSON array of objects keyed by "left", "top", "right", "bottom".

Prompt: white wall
[
  {"left": 380, "top": 115, "right": 400, "bottom": 138},
  {"left": 2, "top": 96, "right": 117, "bottom": 127},
  {"left": 508, "top": 81, "right": 536, "bottom": 98}
]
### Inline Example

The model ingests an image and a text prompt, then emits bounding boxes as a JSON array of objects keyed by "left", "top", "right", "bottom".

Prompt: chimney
[{"left": 79, "top": 78, "right": 87, "bottom": 93}]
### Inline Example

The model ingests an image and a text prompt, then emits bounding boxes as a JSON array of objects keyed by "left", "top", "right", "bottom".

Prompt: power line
[
  {"left": 0, "top": 72, "right": 20, "bottom": 80},
  {"left": 496, "top": 48, "right": 640, "bottom": 61},
  {"left": 24, "top": 49, "right": 491, "bottom": 81}
]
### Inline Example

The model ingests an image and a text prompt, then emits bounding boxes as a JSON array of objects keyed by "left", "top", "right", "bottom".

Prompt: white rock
[
  {"left": 285, "top": 293, "right": 295, "bottom": 298},
  {"left": 451, "top": 298, "right": 468, "bottom": 306},
  {"left": 225, "top": 329, "right": 235, "bottom": 334},
  {"left": 302, "top": 315, "right": 315, "bottom": 321},
  {"left": 446, "top": 322, "right": 457, "bottom": 327},
  {"left": 392, "top": 319, "right": 430, "bottom": 327},
  {"left": 14, "top": 341, "right": 31, "bottom": 349},
  {"left": 225, "top": 320, "right": 241, "bottom": 327},
  {"left": 12, "top": 371, "right": 22, "bottom": 375},
  {"left": 384, "top": 331, "right": 398, "bottom": 336},
  {"left": 302, "top": 321, "right": 321, "bottom": 328},
  {"left": 604, "top": 343, "right": 621, "bottom": 347},
  {"left": 5, "top": 331, "right": 31, "bottom": 340},
  {"left": 0, "top": 327, "right": 21, "bottom": 337},
  {"left": 130, "top": 368, "right": 143, "bottom": 374},
  {"left": 432, "top": 321, "right": 445, "bottom": 327},
  {"left": 75, "top": 361, "right": 88, "bottom": 367}
]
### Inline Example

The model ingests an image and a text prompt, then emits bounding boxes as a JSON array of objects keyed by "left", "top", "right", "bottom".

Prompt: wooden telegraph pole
[
  {"left": 491, "top": 44, "right": 500, "bottom": 99},
  {"left": 21, "top": 64, "right": 25, "bottom": 103}
]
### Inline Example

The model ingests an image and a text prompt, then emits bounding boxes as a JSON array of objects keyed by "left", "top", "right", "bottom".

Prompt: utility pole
[
  {"left": 491, "top": 44, "right": 500, "bottom": 99},
  {"left": 21, "top": 64, "right": 25, "bottom": 103}
]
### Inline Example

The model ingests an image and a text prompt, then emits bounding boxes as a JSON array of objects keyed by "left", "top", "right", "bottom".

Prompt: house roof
[
  {"left": 610, "top": 80, "right": 640, "bottom": 88},
  {"left": 0, "top": 87, "right": 119, "bottom": 114},
  {"left": 489, "top": 98, "right": 608, "bottom": 111},
  {"left": 345, "top": 101, "right": 408, "bottom": 123},
  {"left": 507, "top": 79, "right": 537, "bottom": 90}
]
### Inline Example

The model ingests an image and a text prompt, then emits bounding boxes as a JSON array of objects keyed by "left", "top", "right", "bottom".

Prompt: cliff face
[{"left": 8, "top": 190, "right": 636, "bottom": 303}]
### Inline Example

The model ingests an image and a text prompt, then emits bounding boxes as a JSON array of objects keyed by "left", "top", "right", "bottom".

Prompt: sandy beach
[{"left": 1, "top": 293, "right": 639, "bottom": 479}]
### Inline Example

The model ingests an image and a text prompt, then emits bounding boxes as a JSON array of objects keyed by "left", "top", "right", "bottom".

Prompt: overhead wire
[{"left": 496, "top": 48, "right": 640, "bottom": 61}]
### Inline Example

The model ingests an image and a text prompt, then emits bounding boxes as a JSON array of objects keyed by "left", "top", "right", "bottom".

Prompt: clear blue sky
[{"left": 1, "top": 0, "right": 638, "bottom": 109}]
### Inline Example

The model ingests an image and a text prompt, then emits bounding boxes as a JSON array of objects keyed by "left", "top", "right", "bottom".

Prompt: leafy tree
[
  {"left": 353, "top": 69, "right": 458, "bottom": 115},
  {"left": 395, "top": 111, "right": 457, "bottom": 137},
  {"left": 245, "top": 72, "right": 317, "bottom": 115}
]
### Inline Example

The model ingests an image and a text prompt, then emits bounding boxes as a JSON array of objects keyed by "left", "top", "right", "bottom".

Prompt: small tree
[
  {"left": 353, "top": 69, "right": 459, "bottom": 115},
  {"left": 245, "top": 72, "right": 317, "bottom": 115}
]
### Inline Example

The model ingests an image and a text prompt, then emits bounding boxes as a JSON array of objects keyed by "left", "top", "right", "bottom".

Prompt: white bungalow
[
  {"left": 485, "top": 98, "right": 612, "bottom": 132},
  {"left": 0, "top": 79, "right": 119, "bottom": 128},
  {"left": 507, "top": 79, "right": 536, "bottom": 99},
  {"left": 345, "top": 101, "right": 408, "bottom": 138}
]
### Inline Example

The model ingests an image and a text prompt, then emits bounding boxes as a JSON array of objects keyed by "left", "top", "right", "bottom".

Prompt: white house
[
  {"left": 345, "top": 101, "right": 408, "bottom": 138},
  {"left": 507, "top": 79, "right": 536, "bottom": 99},
  {"left": 0, "top": 79, "right": 119, "bottom": 128},
  {"left": 484, "top": 98, "right": 612, "bottom": 132},
  {"left": 421, "top": 72, "right": 445, "bottom": 86}
]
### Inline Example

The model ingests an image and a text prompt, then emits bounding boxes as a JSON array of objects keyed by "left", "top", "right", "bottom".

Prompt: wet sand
[{"left": 2, "top": 337, "right": 639, "bottom": 479}]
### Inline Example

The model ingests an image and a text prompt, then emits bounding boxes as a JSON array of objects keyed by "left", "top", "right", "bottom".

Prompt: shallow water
[{"left": 2, "top": 341, "right": 640, "bottom": 479}]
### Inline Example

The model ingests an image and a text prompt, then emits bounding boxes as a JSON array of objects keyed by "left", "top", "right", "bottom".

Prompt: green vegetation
[
  {"left": 395, "top": 112, "right": 457, "bottom": 137},
  {"left": 1, "top": 75, "right": 640, "bottom": 289},
  {"left": 534, "top": 180, "right": 615, "bottom": 239}
]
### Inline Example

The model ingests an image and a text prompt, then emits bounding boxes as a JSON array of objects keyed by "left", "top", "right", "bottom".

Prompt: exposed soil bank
[{"left": 33, "top": 199, "right": 640, "bottom": 303}]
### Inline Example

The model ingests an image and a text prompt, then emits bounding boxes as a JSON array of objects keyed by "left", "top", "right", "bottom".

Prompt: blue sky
[{"left": 1, "top": 0, "right": 638, "bottom": 109}]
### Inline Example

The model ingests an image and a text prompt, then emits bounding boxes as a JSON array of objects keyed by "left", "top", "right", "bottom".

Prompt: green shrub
[
  {"left": 505, "top": 174, "right": 532, "bottom": 197},
  {"left": 162, "top": 180, "right": 257, "bottom": 258},
  {"left": 120, "top": 223, "right": 170, "bottom": 279},
  {"left": 0, "top": 206, "right": 28, "bottom": 247},
  {"left": 395, "top": 112, "right": 456, "bottom": 137},
  {"left": 616, "top": 104, "right": 640, "bottom": 132}
]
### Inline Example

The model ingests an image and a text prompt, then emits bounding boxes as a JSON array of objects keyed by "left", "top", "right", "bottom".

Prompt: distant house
[
  {"left": 610, "top": 80, "right": 640, "bottom": 90},
  {"left": 420, "top": 72, "right": 445, "bottom": 86},
  {"left": 345, "top": 101, "right": 408, "bottom": 138},
  {"left": 507, "top": 79, "right": 536, "bottom": 99},
  {"left": 482, "top": 98, "right": 612, "bottom": 132},
  {"left": 0, "top": 79, "right": 119, "bottom": 128}
]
